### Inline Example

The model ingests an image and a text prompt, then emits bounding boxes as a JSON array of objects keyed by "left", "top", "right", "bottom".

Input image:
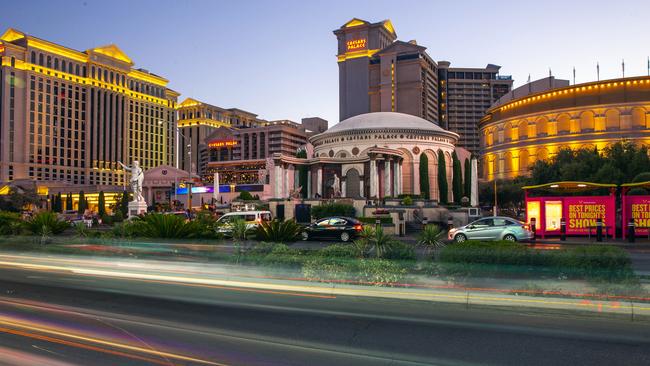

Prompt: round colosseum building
[{"left": 479, "top": 76, "right": 650, "bottom": 181}]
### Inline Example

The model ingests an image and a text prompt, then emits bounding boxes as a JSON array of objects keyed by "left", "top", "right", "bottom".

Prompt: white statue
[
  {"left": 331, "top": 174, "right": 341, "bottom": 198},
  {"left": 118, "top": 160, "right": 144, "bottom": 202}
]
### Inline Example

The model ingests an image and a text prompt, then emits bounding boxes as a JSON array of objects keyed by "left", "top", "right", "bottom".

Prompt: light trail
[
  {"left": 0, "top": 254, "right": 648, "bottom": 315},
  {"left": 0, "top": 319, "right": 226, "bottom": 365}
]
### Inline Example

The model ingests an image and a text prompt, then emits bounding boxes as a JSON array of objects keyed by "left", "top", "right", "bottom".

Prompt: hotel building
[
  {"left": 437, "top": 62, "right": 512, "bottom": 154},
  {"left": 175, "top": 97, "right": 268, "bottom": 176},
  {"left": 479, "top": 75, "right": 650, "bottom": 181},
  {"left": 0, "top": 28, "right": 178, "bottom": 186},
  {"left": 334, "top": 18, "right": 512, "bottom": 155}
]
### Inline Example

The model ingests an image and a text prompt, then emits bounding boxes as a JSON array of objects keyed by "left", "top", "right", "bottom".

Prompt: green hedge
[
  {"left": 311, "top": 203, "right": 356, "bottom": 219},
  {"left": 358, "top": 217, "right": 393, "bottom": 225},
  {"left": 438, "top": 241, "right": 635, "bottom": 281}
]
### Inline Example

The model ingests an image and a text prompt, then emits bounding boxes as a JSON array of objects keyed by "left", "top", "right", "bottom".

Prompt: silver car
[{"left": 447, "top": 216, "right": 534, "bottom": 243}]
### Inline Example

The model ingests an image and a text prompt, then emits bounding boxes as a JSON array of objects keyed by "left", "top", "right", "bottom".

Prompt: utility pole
[{"left": 493, "top": 179, "right": 498, "bottom": 216}]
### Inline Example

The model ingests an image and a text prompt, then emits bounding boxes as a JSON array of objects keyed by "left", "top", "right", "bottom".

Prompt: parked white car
[{"left": 215, "top": 211, "right": 272, "bottom": 235}]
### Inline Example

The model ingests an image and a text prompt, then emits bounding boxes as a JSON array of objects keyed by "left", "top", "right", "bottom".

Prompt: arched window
[
  {"left": 54, "top": 58, "right": 59, "bottom": 70},
  {"left": 518, "top": 121, "right": 528, "bottom": 139},
  {"left": 38, "top": 53, "right": 44, "bottom": 66},
  {"left": 580, "top": 111, "right": 595, "bottom": 131},
  {"left": 504, "top": 152, "right": 513, "bottom": 172},
  {"left": 536, "top": 117, "right": 548, "bottom": 136},
  {"left": 46, "top": 55, "right": 51, "bottom": 68},
  {"left": 605, "top": 109, "right": 620, "bottom": 130},
  {"left": 30, "top": 51, "right": 36, "bottom": 63},
  {"left": 519, "top": 150, "right": 530, "bottom": 172},
  {"left": 75, "top": 64, "right": 80, "bottom": 76},
  {"left": 504, "top": 123, "right": 513, "bottom": 141},
  {"left": 631, "top": 107, "right": 646, "bottom": 128},
  {"left": 91, "top": 66, "right": 95, "bottom": 79},
  {"left": 557, "top": 114, "right": 570, "bottom": 134},
  {"left": 61, "top": 61, "right": 66, "bottom": 73}
]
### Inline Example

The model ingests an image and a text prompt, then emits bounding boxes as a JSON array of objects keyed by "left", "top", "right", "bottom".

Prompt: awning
[{"left": 522, "top": 181, "right": 616, "bottom": 193}]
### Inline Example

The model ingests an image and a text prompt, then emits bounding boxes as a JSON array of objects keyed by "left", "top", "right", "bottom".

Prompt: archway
[
  {"left": 557, "top": 114, "right": 570, "bottom": 134},
  {"left": 631, "top": 107, "right": 646, "bottom": 128},
  {"left": 536, "top": 117, "right": 548, "bottom": 136},
  {"left": 345, "top": 168, "right": 361, "bottom": 198},
  {"left": 504, "top": 122, "right": 513, "bottom": 141},
  {"left": 580, "top": 111, "right": 595, "bottom": 131},
  {"left": 518, "top": 121, "right": 528, "bottom": 139},
  {"left": 519, "top": 149, "right": 530, "bottom": 174},
  {"left": 605, "top": 109, "right": 620, "bottom": 130}
]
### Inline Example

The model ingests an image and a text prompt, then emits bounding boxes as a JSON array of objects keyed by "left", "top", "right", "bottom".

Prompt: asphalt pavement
[{"left": 0, "top": 257, "right": 648, "bottom": 365}]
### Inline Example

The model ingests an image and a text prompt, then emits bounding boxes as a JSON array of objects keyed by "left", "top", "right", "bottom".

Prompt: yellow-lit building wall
[{"left": 479, "top": 76, "right": 650, "bottom": 181}]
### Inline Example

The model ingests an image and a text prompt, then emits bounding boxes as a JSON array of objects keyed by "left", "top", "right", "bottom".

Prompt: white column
[
  {"left": 359, "top": 176, "right": 364, "bottom": 197},
  {"left": 274, "top": 164, "right": 282, "bottom": 198},
  {"left": 283, "top": 166, "right": 290, "bottom": 198},
  {"left": 307, "top": 170, "right": 312, "bottom": 198},
  {"left": 369, "top": 159, "right": 377, "bottom": 198},
  {"left": 394, "top": 161, "right": 401, "bottom": 196},
  {"left": 341, "top": 177, "right": 347, "bottom": 197},
  {"left": 316, "top": 166, "right": 323, "bottom": 197},
  {"left": 384, "top": 159, "right": 391, "bottom": 197},
  {"left": 471, "top": 157, "right": 479, "bottom": 207}
]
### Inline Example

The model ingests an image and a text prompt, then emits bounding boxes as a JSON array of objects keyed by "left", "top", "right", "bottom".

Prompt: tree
[
  {"left": 65, "top": 193, "right": 73, "bottom": 211},
  {"left": 452, "top": 151, "right": 462, "bottom": 204},
  {"left": 53, "top": 193, "right": 63, "bottom": 213},
  {"left": 437, "top": 150, "right": 448, "bottom": 204},
  {"left": 119, "top": 191, "right": 129, "bottom": 217},
  {"left": 296, "top": 149, "right": 309, "bottom": 198},
  {"left": 419, "top": 153, "right": 430, "bottom": 200},
  {"left": 0, "top": 187, "right": 40, "bottom": 212},
  {"left": 78, "top": 191, "right": 87, "bottom": 214},
  {"left": 464, "top": 158, "right": 471, "bottom": 201},
  {"left": 98, "top": 191, "right": 106, "bottom": 216}
]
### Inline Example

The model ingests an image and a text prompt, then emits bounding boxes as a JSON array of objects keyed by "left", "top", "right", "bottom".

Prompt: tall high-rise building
[
  {"left": 0, "top": 28, "right": 178, "bottom": 186},
  {"left": 176, "top": 97, "right": 268, "bottom": 176},
  {"left": 334, "top": 18, "right": 438, "bottom": 123},
  {"left": 438, "top": 63, "right": 513, "bottom": 154},
  {"left": 334, "top": 18, "right": 513, "bottom": 155}
]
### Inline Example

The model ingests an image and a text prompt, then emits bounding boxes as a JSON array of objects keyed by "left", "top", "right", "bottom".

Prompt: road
[{"left": 0, "top": 256, "right": 648, "bottom": 365}]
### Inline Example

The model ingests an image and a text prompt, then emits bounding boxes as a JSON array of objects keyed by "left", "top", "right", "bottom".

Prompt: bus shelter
[
  {"left": 621, "top": 181, "right": 650, "bottom": 238},
  {"left": 523, "top": 182, "right": 617, "bottom": 239}
]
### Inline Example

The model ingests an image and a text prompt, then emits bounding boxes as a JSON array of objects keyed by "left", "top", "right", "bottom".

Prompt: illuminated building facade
[
  {"left": 176, "top": 97, "right": 268, "bottom": 176},
  {"left": 0, "top": 28, "right": 178, "bottom": 186},
  {"left": 335, "top": 18, "right": 512, "bottom": 154},
  {"left": 437, "top": 62, "right": 512, "bottom": 154},
  {"left": 479, "top": 75, "right": 650, "bottom": 181},
  {"left": 203, "top": 119, "right": 310, "bottom": 186}
]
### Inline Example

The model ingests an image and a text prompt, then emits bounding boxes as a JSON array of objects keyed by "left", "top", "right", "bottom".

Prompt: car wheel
[
  {"left": 503, "top": 234, "right": 517, "bottom": 242},
  {"left": 340, "top": 232, "right": 350, "bottom": 242},
  {"left": 301, "top": 231, "right": 309, "bottom": 241},
  {"left": 454, "top": 233, "right": 467, "bottom": 243}
]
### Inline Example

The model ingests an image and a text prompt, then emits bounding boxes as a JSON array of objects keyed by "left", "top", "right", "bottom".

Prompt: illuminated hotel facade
[
  {"left": 479, "top": 75, "right": 650, "bottom": 181},
  {"left": 175, "top": 98, "right": 268, "bottom": 176},
  {"left": 0, "top": 28, "right": 178, "bottom": 187},
  {"left": 335, "top": 18, "right": 512, "bottom": 154}
]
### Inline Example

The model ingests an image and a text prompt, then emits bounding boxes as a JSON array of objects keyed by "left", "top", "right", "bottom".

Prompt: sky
[{"left": 1, "top": 0, "right": 649, "bottom": 126}]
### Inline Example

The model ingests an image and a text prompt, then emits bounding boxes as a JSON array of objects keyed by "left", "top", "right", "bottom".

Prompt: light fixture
[
  {"left": 550, "top": 184, "right": 559, "bottom": 188},
  {"left": 577, "top": 184, "right": 587, "bottom": 187}
]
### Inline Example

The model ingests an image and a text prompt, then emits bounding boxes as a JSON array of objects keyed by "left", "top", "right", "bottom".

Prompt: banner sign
[
  {"left": 564, "top": 197, "right": 615, "bottom": 235},
  {"left": 625, "top": 196, "right": 650, "bottom": 236}
]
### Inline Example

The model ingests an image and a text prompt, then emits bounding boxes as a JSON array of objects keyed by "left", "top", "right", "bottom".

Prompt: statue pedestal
[{"left": 128, "top": 200, "right": 148, "bottom": 218}]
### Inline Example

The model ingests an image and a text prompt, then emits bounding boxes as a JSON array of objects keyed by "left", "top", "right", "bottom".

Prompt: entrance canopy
[{"left": 523, "top": 181, "right": 616, "bottom": 194}]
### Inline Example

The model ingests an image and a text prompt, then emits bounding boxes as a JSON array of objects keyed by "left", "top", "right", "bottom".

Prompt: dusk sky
[{"left": 1, "top": 0, "right": 648, "bottom": 125}]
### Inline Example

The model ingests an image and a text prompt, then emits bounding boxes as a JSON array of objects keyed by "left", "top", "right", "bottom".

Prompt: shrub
[
  {"left": 357, "top": 217, "right": 393, "bottom": 225},
  {"left": 311, "top": 203, "right": 355, "bottom": 219},
  {"left": 101, "top": 214, "right": 113, "bottom": 226},
  {"left": 23, "top": 212, "right": 70, "bottom": 236},
  {"left": 238, "top": 191, "right": 254, "bottom": 201},
  {"left": 139, "top": 213, "right": 199, "bottom": 238},
  {"left": 417, "top": 224, "right": 445, "bottom": 251},
  {"left": 317, "top": 244, "right": 359, "bottom": 259},
  {"left": 0, "top": 212, "right": 22, "bottom": 235},
  {"left": 255, "top": 219, "right": 302, "bottom": 242},
  {"left": 74, "top": 222, "right": 90, "bottom": 238},
  {"left": 402, "top": 196, "right": 413, "bottom": 205},
  {"left": 113, "top": 211, "right": 124, "bottom": 223},
  {"left": 357, "top": 259, "right": 408, "bottom": 285},
  {"left": 260, "top": 243, "right": 303, "bottom": 267},
  {"left": 381, "top": 241, "right": 417, "bottom": 261},
  {"left": 230, "top": 218, "right": 252, "bottom": 241}
]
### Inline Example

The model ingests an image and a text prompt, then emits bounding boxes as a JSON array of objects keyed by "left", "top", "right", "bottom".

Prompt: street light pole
[{"left": 493, "top": 179, "right": 498, "bottom": 216}]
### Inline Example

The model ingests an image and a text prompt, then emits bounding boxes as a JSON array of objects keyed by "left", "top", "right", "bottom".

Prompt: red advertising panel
[
  {"left": 564, "top": 197, "right": 615, "bottom": 236},
  {"left": 624, "top": 196, "right": 650, "bottom": 236}
]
